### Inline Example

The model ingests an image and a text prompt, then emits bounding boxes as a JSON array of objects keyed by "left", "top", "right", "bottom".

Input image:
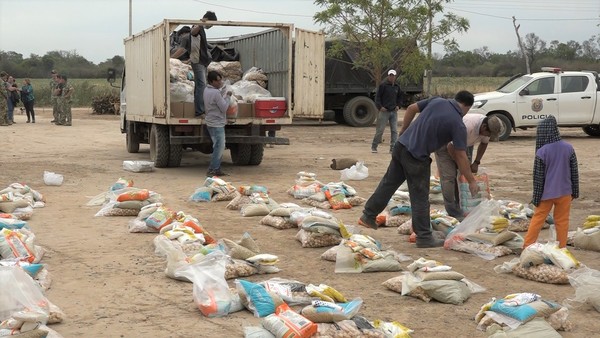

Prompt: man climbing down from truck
[
  {"left": 187, "top": 10, "right": 217, "bottom": 117},
  {"left": 204, "top": 70, "right": 232, "bottom": 177},
  {"left": 371, "top": 69, "right": 404, "bottom": 154}
]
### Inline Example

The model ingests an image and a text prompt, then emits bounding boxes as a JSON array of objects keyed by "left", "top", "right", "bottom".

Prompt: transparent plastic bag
[
  {"left": 0, "top": 266, "right": 49, "bottom": 323},
  {"left": 340, "top": 161, "right": 369, "bottom": 181},
  {"left": 564, "top": 266, "right": 600, "bottom": 312},
  {"left": 174, "top": 251, "right": 232, "bottom": 317},
  {"left": 43, "top": 171, "right": 63, "bottom": 186}
]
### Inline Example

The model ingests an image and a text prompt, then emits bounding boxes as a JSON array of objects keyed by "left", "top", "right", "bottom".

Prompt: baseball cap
[
  {"left": 487, "top": 116, "right": 502, "bottom": 142},
  {"left": 388, "top": 69, "right": 397, "bottom": 76}
]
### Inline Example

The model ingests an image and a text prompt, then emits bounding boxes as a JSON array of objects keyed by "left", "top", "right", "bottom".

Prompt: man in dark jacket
[
  {"left": 371, "top": 69, "right": 403, "bottom": 153},
  {"left": 188, "top": 11, "right": 217, "bottom": 117}
]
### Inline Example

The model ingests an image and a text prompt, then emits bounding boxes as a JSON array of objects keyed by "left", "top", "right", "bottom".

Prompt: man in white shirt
[{"left": 434, "top": 114, "right": 501, "bottom": 219}]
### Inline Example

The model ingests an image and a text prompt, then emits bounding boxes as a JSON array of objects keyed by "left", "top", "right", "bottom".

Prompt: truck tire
[
  {"left": 168, "top": 144, "right": 183, "bottom": 167},
  {"left": 150, "top": 124, "right": 170, "bottom": 168},
  {"left": 230, "top": 144, "right": 251, "bottom": 165},
  {"left": 343, "top": 96, "right": 377, "bottom": 127},
  {"left": 582, "top": 125, "right": 600, "bottom": 137},
  {"left": 491, "top": 113, "right": 512, "bottom": 141},
  {"left": 126, "top": 121, "right": 140, "bottom": 153},
  {"left": 249, "top": 144, "right": 264, "bottom": 165}
]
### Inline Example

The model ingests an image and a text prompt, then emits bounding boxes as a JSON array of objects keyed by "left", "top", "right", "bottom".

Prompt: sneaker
[
  {"left": 371, "top": 148, "right": 377, "bottom": 153},
  {"left": 358, "top": 214, "right": 378, "bottom": 230},
  {"left": 26, "top": 120, "right": 30, "bottom": 123},
  {"left": 415, "top": 238, "right": 445, "bottom": 248},
  {"left": 50, "top": 120, "right": 56, "bottom": 123},
  {"left": 207, "top": 169, "right": 228, "bottom": 177}
]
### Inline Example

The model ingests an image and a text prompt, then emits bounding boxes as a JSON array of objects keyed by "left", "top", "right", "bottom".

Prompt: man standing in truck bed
[
  {"left": 188, "top": 11, "right": 217, "bottom": 117},
  {"left": 371, "top": 69, "right": 403, "bottom": 154}
]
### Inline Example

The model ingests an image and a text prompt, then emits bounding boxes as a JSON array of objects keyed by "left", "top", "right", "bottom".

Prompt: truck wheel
[
  {"left": 249, "top": 144, "right": 264, "bottom": 165},
  {"left": 168, "top": 144, "right": 183, "bottom": 167},
  {"left": 491, "top": 114, "right": 512, "bottom": 141},
  {"left": 150, "top": 124, "right": 170, "bottom": 168},
  {"left": 343, "top": 96, "right": 377, "bottom": 127},
  {"left": 582, "top": 125, "right": 600, "bottom": 137},
  {"left": 230, "top": 144, "right": 251, "bottom": 165},
  {"left": 126, "top": 121, "right": 140, "bottom": 153}
]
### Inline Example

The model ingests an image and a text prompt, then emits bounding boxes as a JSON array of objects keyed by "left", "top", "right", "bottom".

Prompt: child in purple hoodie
[{"left": 523, "top": 116, "right": 579, "bottom": 248}]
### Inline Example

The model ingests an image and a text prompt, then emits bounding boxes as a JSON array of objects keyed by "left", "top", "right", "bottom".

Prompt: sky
[{"left": 1, "top": 0, "right": 599, "bottom": 64}]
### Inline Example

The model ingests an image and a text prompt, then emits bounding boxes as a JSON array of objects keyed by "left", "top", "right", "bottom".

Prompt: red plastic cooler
[{"left": 254, "top": 97, "right": 287, "bottom": 118}]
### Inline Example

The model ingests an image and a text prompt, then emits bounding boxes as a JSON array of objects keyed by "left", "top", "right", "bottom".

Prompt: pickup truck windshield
[{"left": 498, "top": 75, "right": 532, "bottom": 93}]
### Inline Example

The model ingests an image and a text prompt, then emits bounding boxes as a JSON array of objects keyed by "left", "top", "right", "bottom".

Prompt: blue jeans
[
  {"left": 371, "top": 109, "right": 398, "bottom": 150},
  {"left": 192, "top": 63, "right": 207, "bottom": 116},
  {"left": 363, "top": 143, "right": 434, "bottom": 240},
  {"left": 207, "top": 126, "right": 225, "bottom": 171},
  {"left": 7, "top": 99, "right": 14, "bottom": 122}
]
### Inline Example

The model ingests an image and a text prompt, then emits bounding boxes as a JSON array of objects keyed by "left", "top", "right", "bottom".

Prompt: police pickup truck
[{"left": 468, "top": 67, "right": 600, "bottom": 140}]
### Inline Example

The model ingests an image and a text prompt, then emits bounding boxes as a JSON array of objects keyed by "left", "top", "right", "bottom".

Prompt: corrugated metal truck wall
[{"left": 220, "top": 28, "right": 291, "bottom": 99}]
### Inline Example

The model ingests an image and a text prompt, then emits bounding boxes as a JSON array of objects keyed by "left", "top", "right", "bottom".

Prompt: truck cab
[{"left": 468, "top": 67, "right": 600, "bottom": 140}]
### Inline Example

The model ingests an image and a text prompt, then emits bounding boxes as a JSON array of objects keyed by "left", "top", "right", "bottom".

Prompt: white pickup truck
[{"left": 468, "top": 67, "right": 600, "bottom": 140}]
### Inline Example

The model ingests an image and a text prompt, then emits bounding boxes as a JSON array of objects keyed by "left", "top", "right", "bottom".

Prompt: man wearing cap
[
  {"left": 50, "top": 70, "right": 59, "bottom": 123},
  {"left": 371, "top": 69, "right": 403, "bottom": 153},
  {"left": 434, "top": 114, "right": 502, "bottom": 219}
]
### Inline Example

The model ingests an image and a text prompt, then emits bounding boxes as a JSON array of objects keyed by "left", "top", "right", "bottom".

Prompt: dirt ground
[{"left": 2, "top": 107, "right": 600, "bottom": 338}]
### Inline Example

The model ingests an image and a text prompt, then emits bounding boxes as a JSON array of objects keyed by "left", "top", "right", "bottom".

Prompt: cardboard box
[
  {"left": 170, "top": 102, "right": 185, "bottom": 118},
  {"left": 183, "top": 102, "right": 195, "bottom": 118},
  {"left": 254, "top": 97, "right": 287, "bottom": 118},
  {"left": 171, "top": 102, "right": 196, "bottom": 118},
  {"left": 237, "top": 103, "right": 254, "bottom": 118}
]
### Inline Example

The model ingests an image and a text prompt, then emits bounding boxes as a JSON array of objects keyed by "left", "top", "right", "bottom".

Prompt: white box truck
[{"left": 113, "top": 19, "right": 325, "bottom": 167}]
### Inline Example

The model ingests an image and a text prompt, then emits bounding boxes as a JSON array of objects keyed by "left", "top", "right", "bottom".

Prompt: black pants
[
  {"left": 24, "top": 100, "right": 35, "bottom": 121},
  {"left": 363, "top": 142, "right": 434, "bottom": 240}
]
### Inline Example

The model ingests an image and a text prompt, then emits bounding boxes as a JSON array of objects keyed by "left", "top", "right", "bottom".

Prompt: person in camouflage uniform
[
  {"left": 56, "top": 74, "right": 74, "bottom": 126},
  {"left": 0, "top": 71, "right": 9, "bottom": 126},
  {"left": 50, "top": 70, "right": 59, "bottom": 123}
]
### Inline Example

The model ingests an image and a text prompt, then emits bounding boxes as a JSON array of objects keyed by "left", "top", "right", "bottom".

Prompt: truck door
[
  {"left": 291, "top": 28, "right": 325, "bottom": 119},
  {"left": 516, "top": 76, "right": 558, "bottom": 123},
  {"left": 558, "top": 75, "right": 595, "bottom": 124}
]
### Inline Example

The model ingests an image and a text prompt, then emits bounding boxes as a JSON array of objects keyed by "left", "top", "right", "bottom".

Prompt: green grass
[
  {"left": 429, "top": 77, "right": 507, "bottom": 97},
  {"left": 16, "top": 76, "right": 507, "bottom": 107},
  {"left": 19, "top": 78, "right": 119, "bottom": 107}
]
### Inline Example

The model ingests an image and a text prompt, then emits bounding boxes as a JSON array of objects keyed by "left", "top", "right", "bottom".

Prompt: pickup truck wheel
[
  {"left": 126, "top": 121, "right": 140, "bottom": 153},
  {"left": 582, "top": 125, "right": 600, "bottom": 137},
  {"left": 150, "top": 124, "right": 170, "bottom": 168},
  {"left": 491, "top": 114, "right": 512, "bottom": 141},
  {"left": 168, "top": 144, "right": 183, "bottom": 167},
  {"left": 230, "top": 144, "right": 251, "bottom": 165},
  {"left": 343, "top": 96, "right": 377, "bottom": 127},
  {"left": 249, "top": 144, "right": 264, "bottom": 165}
]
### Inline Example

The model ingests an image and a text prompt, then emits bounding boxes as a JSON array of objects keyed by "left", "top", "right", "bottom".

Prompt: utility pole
[
  {"left": 129, "top": 0, "right": 132, "bottom": 36},
  {"left": 425, "top": 0, "right": 435, "bottom": 97}
]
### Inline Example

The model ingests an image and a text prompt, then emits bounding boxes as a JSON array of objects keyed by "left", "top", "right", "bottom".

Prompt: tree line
[{"left": 0, "top": 50, "right": 124, "bottom": 79}]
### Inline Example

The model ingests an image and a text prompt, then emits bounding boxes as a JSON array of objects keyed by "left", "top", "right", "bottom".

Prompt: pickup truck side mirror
[
  {"left": 107, "top": 68, "right": 116, "bottom": 84},
  {"left": 519, "top": 88, "right": 529, "bottom": 96}
]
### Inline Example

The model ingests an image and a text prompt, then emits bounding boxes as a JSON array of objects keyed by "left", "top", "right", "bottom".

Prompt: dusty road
[{"left": 2, "top": 108, "right": 600, "bottom": 337}]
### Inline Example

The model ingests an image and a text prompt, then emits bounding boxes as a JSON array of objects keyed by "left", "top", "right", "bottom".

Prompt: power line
[
  {"left": 446, "top": 6, "right": 600, "bottom": 21},
  {"left": 191, "top": 0, "right": 314, "bottom": 18}
]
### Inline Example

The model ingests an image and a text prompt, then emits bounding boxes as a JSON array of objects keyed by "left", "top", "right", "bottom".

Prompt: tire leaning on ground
[
  {"left": 490, "top": 113, "right": 512, "bottom": 141},
  {"left": 343, "top": 96, "right": 378, "bottom": 127},
  {"left": 582, "top": 124, "right": 600, "bottom": 137},
  {"left": 126, "top": 121, "right": 139, "bottom": 153},
  {"left": 150, "top": 124, "right": 170, "bottom": 168}
]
